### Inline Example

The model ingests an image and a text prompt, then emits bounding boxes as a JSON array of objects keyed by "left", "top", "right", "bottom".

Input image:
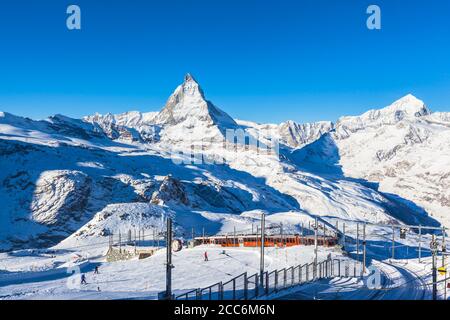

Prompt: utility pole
[
  {"left": 442, "top": 227, "right": 446, "bottom": 268},
  {"left": 119, "top": 231, "right": 122, "bottom": 253},
  {"left": 260, "top": 213, "right": 266, "bottom": 285},
  {"left": 109, "top": 233, "right": 113, "bottom": 249},
  {"left": 256, "top": 226, "right": 260, "bottom": 248},
  {"left": 165, "top": 217, "right": 173, "bottom": 300},
  {"left": 418, "top": 225, "right": 422, "bottom": 263},
  {"left": 335, "top": 221, "right": 339, "bottom": 238},
  {"left": 392, "top": 225, "right": 395, "bottom": 260},
  {"left": 343, "top": 223, "right": 346, "bottom": 248},
  {"left": 432, "top": 235, "right": 437, "bottom": 301},
  {"left": 314, "top": 217, "right": 318, "bottom": 279},
  {"left": 363, "top": 223, "right": 367, "bottom": 274},
  {"left": 202, "top": 227, "right": 205, "bottom": 245},
  {"left": 157, "top": 229, "right": 160, "bottom": 248},
  {"left": 356, "top": 223, "right": 360, "bottom": 258}
]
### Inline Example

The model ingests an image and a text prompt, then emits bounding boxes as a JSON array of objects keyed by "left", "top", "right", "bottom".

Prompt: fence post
[
  {"left": 265, "top": 272, "right": 269, "bottom": 295},
  {"left": 338, "top": 260, "right": 341, "bottom": 277},
  {"left": 314, "top": 262, "right": 317, "bottom": 280},
  {"left": 219, "top": 282, "right": 223, "bottom": 300},
  {"left": 306, "top": 265, "right": 309, "bottom": 282},
  {"left": 244, "top": 273, "right": 248, "bottom": 300},
  {"left": 275, "top": 270, "right": 279, "bottom": 292},
  {"left": 329, "top": 260, "right": 331, "bottom": 277},
  {"left": 326, "top": 260, "right": 329, "bottom": 277},
  {"left": 233, "top": 278, "right": 236, "bottom": 300},
  {"left": 299, "top": 265, "right": 302, "bottom": 283},
  {"left": 330, "top": 260, "right": 332, "bottom": 277},
  {"left": 255, "top": 274, "right": 259, "bottom": 297}
]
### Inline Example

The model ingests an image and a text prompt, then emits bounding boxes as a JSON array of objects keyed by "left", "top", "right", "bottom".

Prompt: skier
[
  {"left": 94, "top": 266, "right": 99, "bottom": 274},
  {"left": 81, "top": 274, "right": 87, "bottom": 285},
  {"left": 204, "top": 251, "right": 209, "bottom": 262}
]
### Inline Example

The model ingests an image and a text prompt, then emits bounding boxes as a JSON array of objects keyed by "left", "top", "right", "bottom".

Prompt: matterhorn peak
[
  {"left": 178, "top": 73, "right": 205, "bottom": 99},
  {"left": 184, "top": 73, "right": 195, "bottom": 82},
  {"left": 153, "top": 74, "right": 237, "bottom": 128}
]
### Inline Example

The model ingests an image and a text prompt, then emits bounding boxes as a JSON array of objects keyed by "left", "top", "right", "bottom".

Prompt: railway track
[{"left": 277, "top": 259, "right": 430, "bottom": 300}]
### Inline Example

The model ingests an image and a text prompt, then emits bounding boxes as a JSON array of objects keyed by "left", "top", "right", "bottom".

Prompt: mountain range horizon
[{"left": 0, "top": 74, "right": 435, "bottom": 129}]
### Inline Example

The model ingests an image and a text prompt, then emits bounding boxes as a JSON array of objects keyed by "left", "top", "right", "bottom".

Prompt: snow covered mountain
[
  {"left": 154, "top": 74, "right": 237, "bottom": 128},
  {"left": 332, "top": 95, "right": 450, "bottom": 227},
  {"left": 84, "top": 74, "right": 238, "bottom": 144},
  {"left": 0, "top": 75, "right": 446, "bottom": 252}
]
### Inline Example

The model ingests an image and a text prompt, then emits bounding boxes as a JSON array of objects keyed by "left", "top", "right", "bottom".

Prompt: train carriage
[{"left": 194, "top": 234, "right": 338, "bottom": 248}]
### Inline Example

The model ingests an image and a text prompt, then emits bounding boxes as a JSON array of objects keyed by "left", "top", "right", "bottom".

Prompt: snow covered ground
[
  {"left": 0, "top": 214, "right": 446, "bottom": 300},
  {"left": 0, "top": 243, "right": 341, "bottom": 300}
]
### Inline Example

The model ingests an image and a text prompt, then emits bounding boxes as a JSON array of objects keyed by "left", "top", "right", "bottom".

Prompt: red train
[{"left": 194, "top": 234, "right": 338, "bottom": 248}]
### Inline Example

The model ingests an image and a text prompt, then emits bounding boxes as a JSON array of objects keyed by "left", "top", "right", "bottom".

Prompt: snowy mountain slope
[
  {"left": 0, "top": 121, "right": 298, "bottom": 251},
  {"left": 334, "top": 94, "right": 431, "bottom": 138},
  {"left": 330, "top": 95, "right": 450, "bottom": 227},
  {"left": 0, "top": 112, "right": 106, "bottom": 145},
  {"left": 277, "top": 120, "right": 334, "bottom": 148},
  {"left": 236, "top": 119, "right": 334, "bottom": 149},
  {"left": 0, "top": 74, "right": 446, "bottom": 253},
  {"left": 83, "top": 111, "right": 159, "bottom": 142}
]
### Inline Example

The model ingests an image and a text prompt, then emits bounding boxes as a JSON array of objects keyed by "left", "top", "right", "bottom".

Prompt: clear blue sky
[{"left": 0, "top": 0, "right": 449, "bottom": 124}]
